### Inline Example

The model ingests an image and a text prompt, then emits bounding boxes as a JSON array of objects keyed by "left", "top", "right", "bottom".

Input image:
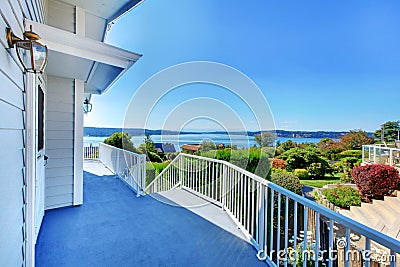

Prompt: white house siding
[
  {"left": 47, "top": 0, "right": 75, "bottom": 33},
  {"left": 0, "top": 0, "right": 44, "bottom": 266},
  {"left": 45, "top": 75, "right": 75, "bottom": 209}
]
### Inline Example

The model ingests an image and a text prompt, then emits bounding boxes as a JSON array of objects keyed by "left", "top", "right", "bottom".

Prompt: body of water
[{"left": 84, "top": 134, "right": 322, "bottom": 151}]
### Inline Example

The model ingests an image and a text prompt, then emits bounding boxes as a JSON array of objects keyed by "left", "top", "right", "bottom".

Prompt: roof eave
[{"left": 107, "top": 0, "right": 146, "bottom": 24}]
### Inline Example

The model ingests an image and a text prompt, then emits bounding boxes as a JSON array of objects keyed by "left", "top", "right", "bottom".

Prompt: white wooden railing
[
  {"left": 146, "top": 153, "right": 400, "bottom": 266},
  {"left": 99, "top": 143, "right": 146, "bottom": 196},
  {"left": 83, "top": 142, "right": 99, "bottom": 159},
  {"left": 362, "top": 145, "right": 400, "bottom": 167}
]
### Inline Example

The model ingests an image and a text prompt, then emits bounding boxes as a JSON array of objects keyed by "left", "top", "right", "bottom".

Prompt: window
[{"left": 37, "top": 86, "right": 44, "bottom": 151}]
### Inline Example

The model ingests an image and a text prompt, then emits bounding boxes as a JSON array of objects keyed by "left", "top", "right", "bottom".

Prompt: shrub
[
  {"left": 322, "top": 187, "right": 361, "bottom": 208},
  {"left": 271, "top": 172, "right": 302, "bottom": 195},
  {"left": 146, "top": 161, "right": 171, "bottom": 185},
  {"left": 293, "top": 169, "right": 309, "bottom": 179},
  {"left": 340, "top": 157, "right": 360, "bottom": 183},
  {"left": 352, "top": 164, "right": 400, "bottom": 201},
  {"left": 201, "top": 147, "right": 272, "bottom": 179},
  {"left": 152, "top": 161, "right": 170, "bottom": 175},
  {"left": 216, "top": 148, "right": 232, "bottom": 161},
  {"left": 307, "top": 162, "right": 325, "bottom": 178},
  {"left": 272, "top": 168, "right": 288, "bottom": 174},
  {"left": 146, "top": 163, "right": 156, "bottom": 185},
  {"left": 331, "top": 161, "right": 343, "bottom": 173},
  {"left": 272, "top": 158, "right": 286, "bottom": 169},
  {"left": 278, "top": 148, "right": 329, "bottom": 177}
]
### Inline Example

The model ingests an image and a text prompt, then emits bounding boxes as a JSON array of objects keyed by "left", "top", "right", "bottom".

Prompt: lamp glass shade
[
  {"left": 15, "top": 40, "right": 48, "bottom": 72},
  {"left": 32, "top": 42, "right": 47, "bottom": 72},
  {"left": 16, "top": 40, "right": 32, "bottom": 71},
  {"left": 83, "top": 102, "right": 92, "bottom": 113}
]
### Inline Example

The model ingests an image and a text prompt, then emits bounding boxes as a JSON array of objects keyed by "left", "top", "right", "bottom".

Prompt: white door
[{"left": 34, "top": 79, "right": 46, "bottom": 242}]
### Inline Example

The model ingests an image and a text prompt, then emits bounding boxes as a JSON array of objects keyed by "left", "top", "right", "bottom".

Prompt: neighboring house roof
[
  {"left": 26, "top": 19, "right": 142, "bottom": 95},
  {"left": 181, "top": 144, "right": 200, "bottom": 152},
  {"left": 154, "top": 143, "right": 176, "bottom": 153}
]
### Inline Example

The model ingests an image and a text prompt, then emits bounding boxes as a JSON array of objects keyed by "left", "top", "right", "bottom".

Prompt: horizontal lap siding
[
  {"left": 0, "top": 0, "right": 35, "bottom": 265},
  {"left": 47, "top": 0, "right": 74, "bottom": 33},
  {"left": 45, "top": 76, "right": 75, "bottom": 210},
  {"left": 0, "top": 130, "right": 24, "bottom": 266}
]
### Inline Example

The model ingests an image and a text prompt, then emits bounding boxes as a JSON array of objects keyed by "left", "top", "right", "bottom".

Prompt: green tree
[
  {"left": 317, "top": 138, "right": 343, "bottom": 160},
  {"left": 374, "top": 121, "right": 400, "bottom": 143},
  {"left": 339, "top": 130, "right": 374, "bottom": 150},
  {"left": 254, "top": 132, "right": 277, "bottom": 147},
  {"left": 104, "top": 132, "right": 137, "bottom": 152},
  {"left": 138, "top": 134, "right": 164, "bottom": 162},
  {"left": 275, "top": 139, "right": 297, "bottom": 156},
  {"left": 144, "top": 134, "right": 157, "bottom": 153},
  {"left": 280, "top": 140, "right": 297, "bottom": 151},
  {"left": 199, "top": 140, "right": 216, "bottom": 152}
]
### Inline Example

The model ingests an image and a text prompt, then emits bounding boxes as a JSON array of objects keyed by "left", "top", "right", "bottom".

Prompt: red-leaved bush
[
  {"left": 272, "top": 158, "right": 286, "bottom": 169},
  {"left": 351, "top": 164, "right": 400, "bottom": 201}
]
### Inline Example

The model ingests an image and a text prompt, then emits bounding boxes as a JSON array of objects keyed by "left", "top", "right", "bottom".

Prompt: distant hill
[{"left": 84, "top": 127, "right": 356, "bottom": 139}]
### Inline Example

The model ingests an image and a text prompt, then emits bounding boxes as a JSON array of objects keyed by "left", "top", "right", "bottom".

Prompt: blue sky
[{"left": 85, "top": 0, "right": 400, "bottom": 132}]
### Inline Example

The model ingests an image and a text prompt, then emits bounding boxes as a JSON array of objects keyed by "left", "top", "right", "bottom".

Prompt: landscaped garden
[{"left": 103, "top": 121, "right": 400, "bottom": 209}]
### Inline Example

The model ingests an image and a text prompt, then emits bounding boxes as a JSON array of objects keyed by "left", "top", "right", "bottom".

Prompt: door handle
[{"left": 44, "top": 155, "right": 49, "bottom": 166}]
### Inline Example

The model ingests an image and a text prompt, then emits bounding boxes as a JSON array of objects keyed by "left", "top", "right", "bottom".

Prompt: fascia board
[{"left": 25, "top": 19, "right": 142, "bottom": 69}]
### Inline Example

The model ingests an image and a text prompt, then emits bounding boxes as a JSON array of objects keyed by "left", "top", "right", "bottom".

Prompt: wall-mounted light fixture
[
  {"left": 83, "top": 98, "right": 92, "bottom": 113},
  {"left": 6, "top": 25, "right": 48, "bottom": 73}
]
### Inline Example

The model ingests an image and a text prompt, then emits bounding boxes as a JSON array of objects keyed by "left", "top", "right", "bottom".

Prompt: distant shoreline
[{"left": 84, "top": 127, "right": 369, "bottom": 139}]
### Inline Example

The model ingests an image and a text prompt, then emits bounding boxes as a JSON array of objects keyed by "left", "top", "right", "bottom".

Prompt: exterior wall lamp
[
  {"left": 6, "top": 26, "right": 48, "bottom": 73},
  {"left": 83, "top": 98, "right": 92, "bottom": 113}
]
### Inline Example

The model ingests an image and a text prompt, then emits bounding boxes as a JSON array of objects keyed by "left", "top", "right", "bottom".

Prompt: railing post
[
  {"left": 98, "top": 143, "right": 102, "bottom": 162},
  {"left": 142, "top": 155, "right": 146, "bottom": 195},
  {"left": 221, "top": 164, "right": 226, "bottom": 211},
  {"left": 258, "top": 185, "right": 265, "bottom": 253},
  {"left": 362, "top": 146, "right": 365, "bottom": 164},
  {"left": 369, "top": 146, "right": 371, "bottom": 161},
  {"left": 373, "top": 146, "right": 377, "bottom": 164},
  {"left": 179, "top": 155, "right": 183, "bottom": 188},
  {"left": 389, "top": 148, "right": 393, "bottom": 166}
]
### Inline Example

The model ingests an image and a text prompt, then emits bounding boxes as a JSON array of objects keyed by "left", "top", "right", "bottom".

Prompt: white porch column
[
  {"left": 25, "top": 73, "right": 36, "bottom": 267},
  {"left": 73, "top": 80, "right": 84, "bottom": 205}
]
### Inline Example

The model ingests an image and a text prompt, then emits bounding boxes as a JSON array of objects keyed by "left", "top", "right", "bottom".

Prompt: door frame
[
  {"left": 34, "top": 76, "right": 46, "bottom": 240},
  {"left": 25, "top": 72, "right": 46, "bottom": 267}
]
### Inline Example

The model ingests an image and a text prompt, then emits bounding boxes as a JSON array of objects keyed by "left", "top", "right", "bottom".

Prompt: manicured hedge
[
  {"left": 146, "top": 161, "right": 170, "bottom": 185},
  {"left": 293, "top": 168, "right": 309, "bottom": 179},
  {"left": 322, "top": 186, "right": 361, "bottom": 208},
  {"left": 337, "top": 150, "right": 362, "bottom": 160},
  {"left": 200, "top": 148, "right": 272, "bottom": 179}
]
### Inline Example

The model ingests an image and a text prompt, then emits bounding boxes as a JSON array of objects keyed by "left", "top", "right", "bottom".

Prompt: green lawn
[{"left": 300, "top": 179, "right": 340, "bottom": 188}]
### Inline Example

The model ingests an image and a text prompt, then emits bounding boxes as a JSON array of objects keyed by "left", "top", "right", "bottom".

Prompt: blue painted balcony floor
[{"left": 35, "top": 168, "right": 267, "bottom": 266}]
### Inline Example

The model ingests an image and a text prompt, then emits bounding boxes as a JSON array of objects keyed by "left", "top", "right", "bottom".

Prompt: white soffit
[
  {"left": 57, "top": 0, "right": 144, "bottom": 22},
  {"left": 25, "top": 19, "right": 142, "bottom": 94}
]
